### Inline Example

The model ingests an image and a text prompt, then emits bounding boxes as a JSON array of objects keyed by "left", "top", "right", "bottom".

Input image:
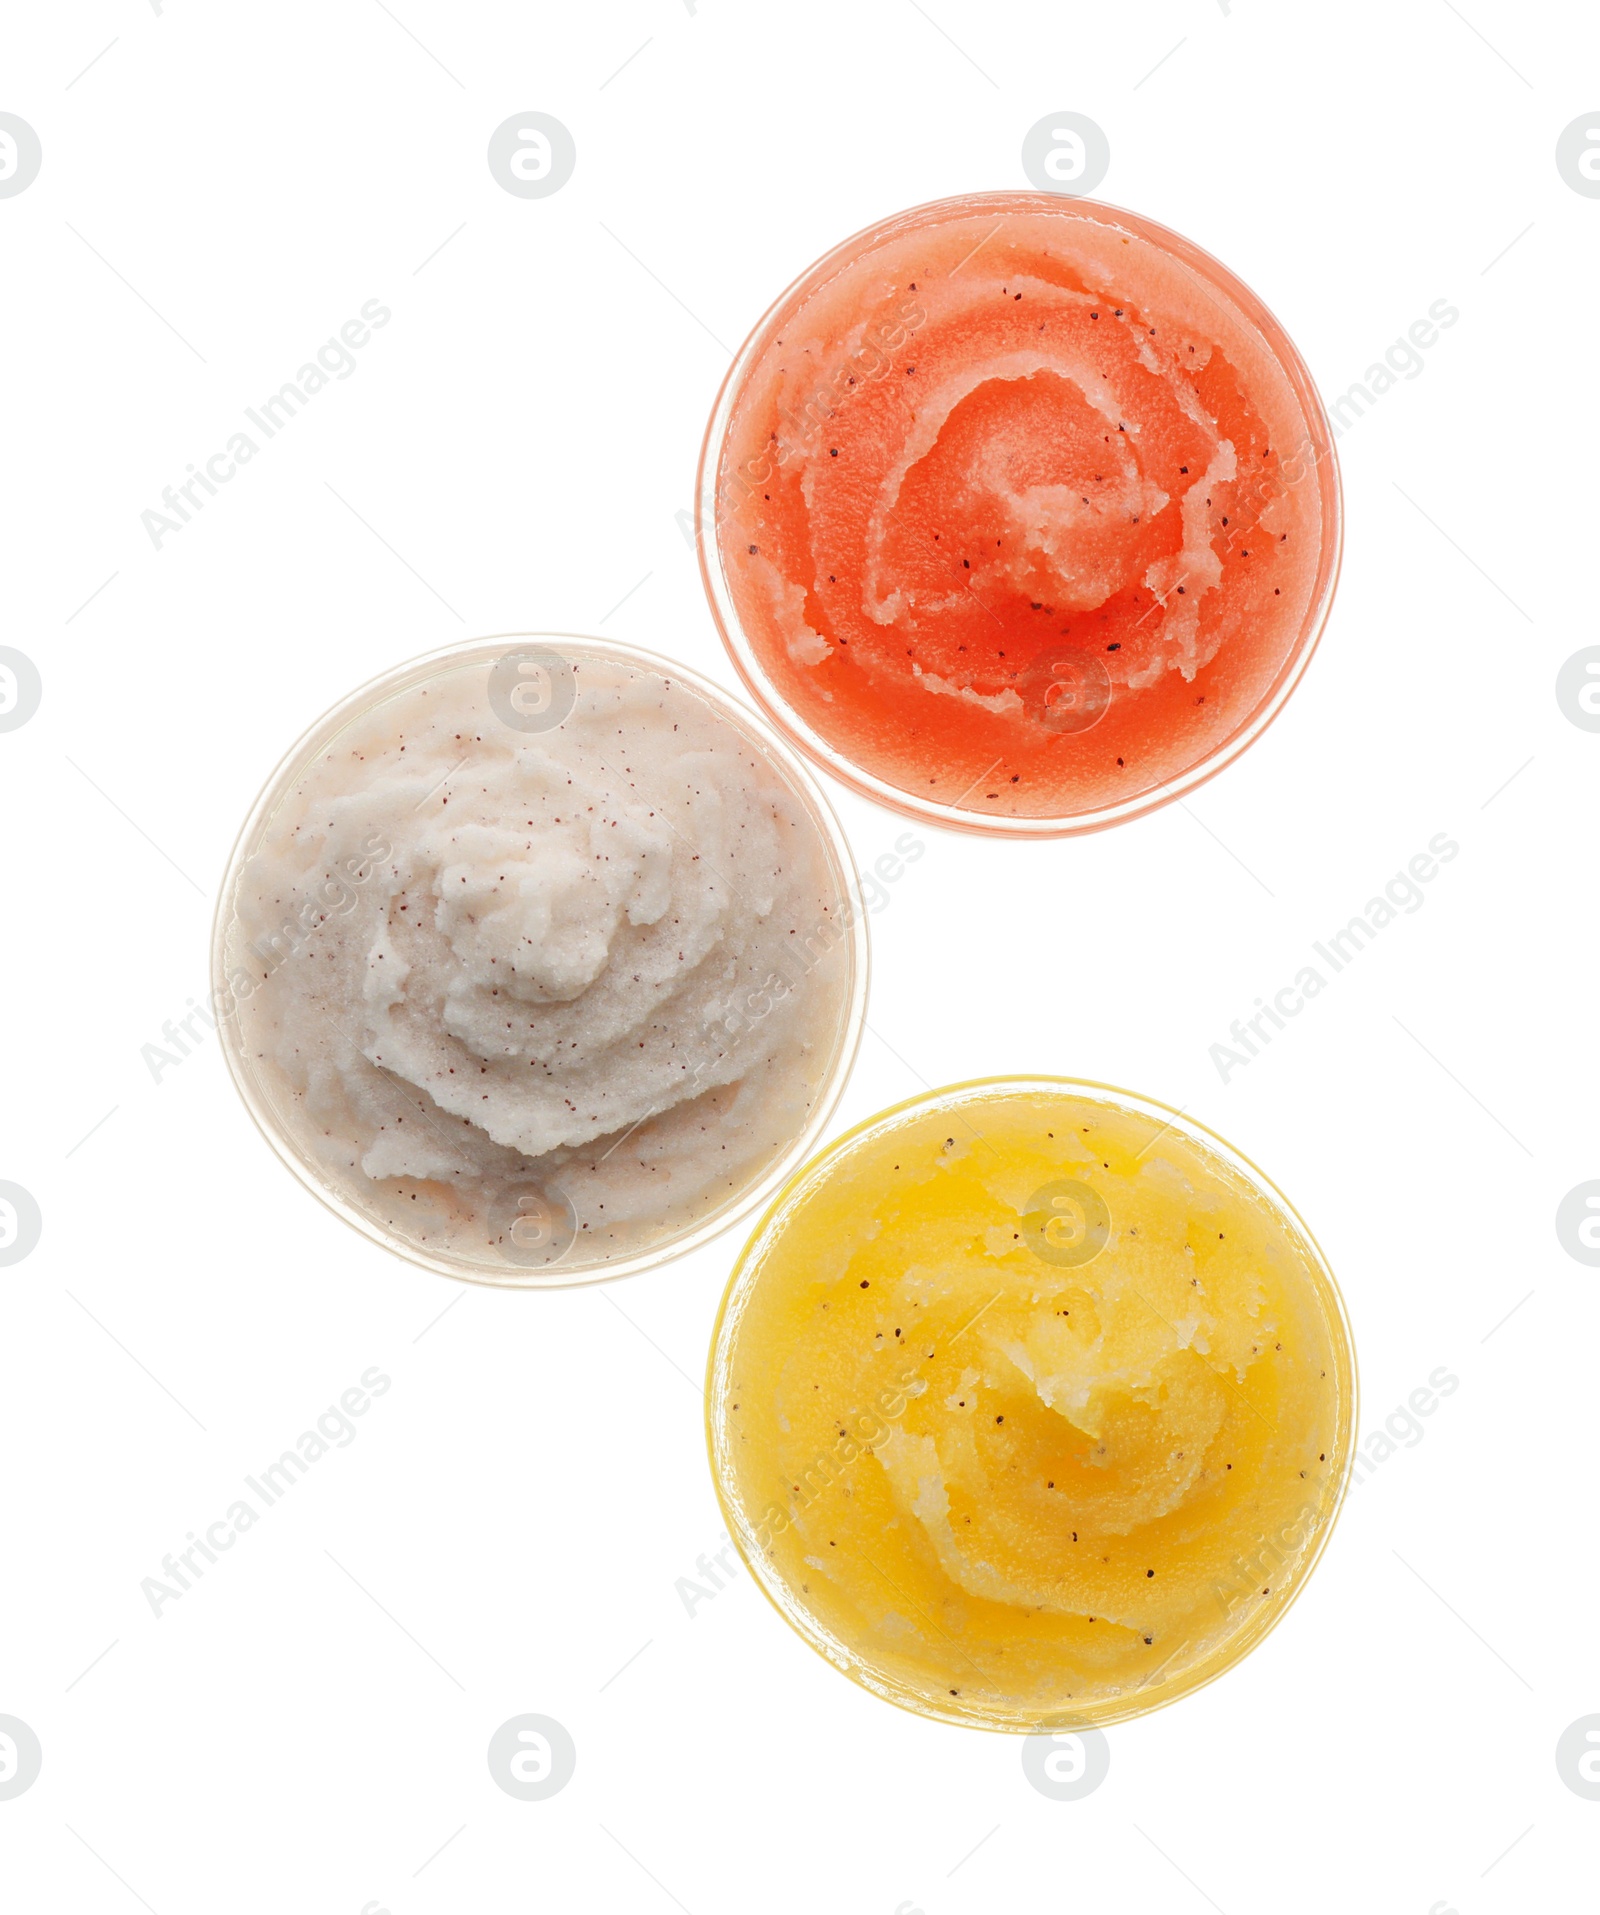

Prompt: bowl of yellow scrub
[{"left": 707, "top": 1078, "right": 1356, "bottom": 1730}]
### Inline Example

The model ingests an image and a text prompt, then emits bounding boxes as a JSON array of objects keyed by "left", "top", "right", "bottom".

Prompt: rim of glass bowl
[
  {"left": 696, "top": 190, "right": 1344, "bottom": 840},
  {"left": 706, "top": 1074, "right": 1358, "bottom": 1732},
  {"left": 210, "top": 633, "right": 871, "bottom": 1290}
]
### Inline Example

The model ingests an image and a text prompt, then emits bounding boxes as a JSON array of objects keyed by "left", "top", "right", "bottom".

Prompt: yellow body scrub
[{"left": 708, "top": 1079, "right": 1355, "bottom": 1730}]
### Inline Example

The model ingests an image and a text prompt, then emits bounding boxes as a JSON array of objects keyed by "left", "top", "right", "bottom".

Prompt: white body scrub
[{"left": 214, "top": 638, "right": 865, "bottom": 1282}]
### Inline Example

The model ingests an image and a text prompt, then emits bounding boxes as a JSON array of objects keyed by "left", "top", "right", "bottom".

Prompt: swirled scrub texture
[
  {"left": 709, "top": 1083, "right": 1354, "bottom": 1729},
  {"left": 705, "top": 194, "right": 1339, "bottom": 830},
  {"left": 214, "top": 641, "right": 862, "bottom": 1283}
]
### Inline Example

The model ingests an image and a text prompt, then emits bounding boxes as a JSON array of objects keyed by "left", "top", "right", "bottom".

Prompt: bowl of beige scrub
[{"left": 211, "top": 635, "right": 868, "bottom": 1286}]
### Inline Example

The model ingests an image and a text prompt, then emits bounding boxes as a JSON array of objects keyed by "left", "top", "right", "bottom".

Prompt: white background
[{"left": 2, "top": 2, "right": 1596, "bottom": 1910}]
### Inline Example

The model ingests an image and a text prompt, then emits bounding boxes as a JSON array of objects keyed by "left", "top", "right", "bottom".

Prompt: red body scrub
[{"left": 699, "top": 195, "right": 1341, "bottom": 834}]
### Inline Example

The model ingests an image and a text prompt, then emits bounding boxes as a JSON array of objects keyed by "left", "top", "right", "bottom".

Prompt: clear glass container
[
  {"left": 212, "top": 635, "right": 869, "bottom": 1287},
  {"left": 708, "top": 1076, "right": 1356, "bottom": 1730},
  {"left": 698, "top": 193, "right": 1342, "bottom": 837}
]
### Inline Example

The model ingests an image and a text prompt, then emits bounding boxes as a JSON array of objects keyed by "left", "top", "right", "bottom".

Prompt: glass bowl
[
  {"left": 697, "top": 193, "right": 1342, "bottom": 837},
  {"left": 707, "top": 1076, "right": 1356, "bottom": 1730},
  {"left": 212, "top": 634, "right": 869, "bottom": 1287}
]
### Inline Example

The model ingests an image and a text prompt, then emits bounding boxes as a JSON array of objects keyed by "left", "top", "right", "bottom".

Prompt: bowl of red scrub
[{"left": 697, "top": 193, "right": 1341, "bottom": 836}]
